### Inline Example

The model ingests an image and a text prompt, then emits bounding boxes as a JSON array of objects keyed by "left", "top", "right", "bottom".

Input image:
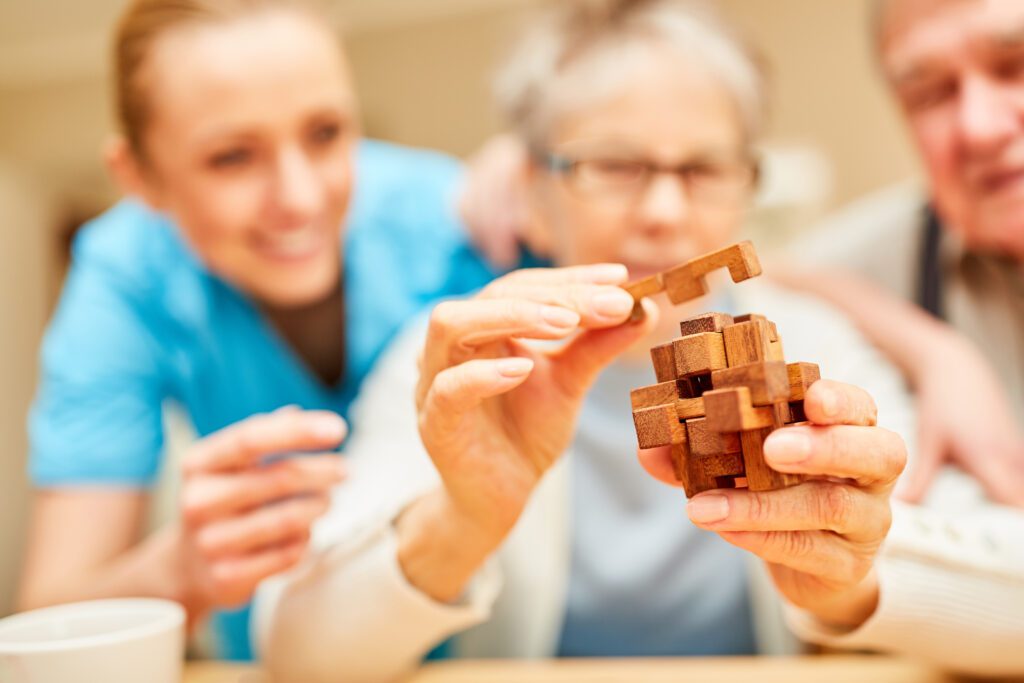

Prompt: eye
[
  {"left": 308, "top": 121, "right": 342, "bottom": 146},
  {"left": 208, "top": 147, "right": 254, "bottom": 169},
  {"left": 577, "top": 158, "right": 646, "bottom": 183},
  {"left": 901, "top": 79, "right": 958, "bottom": 111},
  {"left": 993, "top": 52, "right": 1024, "bottom": 81}
]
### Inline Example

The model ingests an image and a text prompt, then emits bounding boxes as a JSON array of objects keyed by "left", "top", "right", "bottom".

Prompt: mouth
[
  {"left": 975, "top": 165, "right": 1024, "bottom": 197},
  {"left": 252, "top": 226, "right": 329, "bottom": 264}
]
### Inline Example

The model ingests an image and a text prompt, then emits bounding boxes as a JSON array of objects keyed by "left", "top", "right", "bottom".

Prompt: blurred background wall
[{"left": 0, "top": 0, "right": 919, "bottom": 617}]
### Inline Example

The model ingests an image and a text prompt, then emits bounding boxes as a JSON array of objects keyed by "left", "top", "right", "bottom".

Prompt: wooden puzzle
[{"left": 626, "top": 242, "right": 821, "bottom": 497}]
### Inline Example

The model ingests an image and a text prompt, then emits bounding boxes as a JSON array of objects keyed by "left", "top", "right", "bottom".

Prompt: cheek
[
  {"left": 167, "top": 174, "right": 266, "bottom": 258},
  {"left": 911, "top": 114, "right": 960, "bottom": 185},
  {"left": 548, "top": 189, "right": 631, "bottom": 264}
]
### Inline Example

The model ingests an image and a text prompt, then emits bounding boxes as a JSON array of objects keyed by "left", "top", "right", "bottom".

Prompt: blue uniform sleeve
[{"left": 29, "top": 226, "right": 168, "bottom": 488}]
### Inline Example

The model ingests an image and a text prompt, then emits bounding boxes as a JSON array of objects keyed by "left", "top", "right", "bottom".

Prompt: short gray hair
[{"left": 494, "top": 0, "right": 767, "bottom": 150}]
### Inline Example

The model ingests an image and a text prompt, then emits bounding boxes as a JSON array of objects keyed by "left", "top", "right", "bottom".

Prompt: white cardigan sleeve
[{"left": 252, "top": 320, "right": 502, "bottom": 683}]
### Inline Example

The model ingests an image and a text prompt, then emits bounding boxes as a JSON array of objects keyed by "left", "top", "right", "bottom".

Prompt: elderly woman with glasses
[{"left": 251, "top": 1, "right": 1019, "bottom": 680}]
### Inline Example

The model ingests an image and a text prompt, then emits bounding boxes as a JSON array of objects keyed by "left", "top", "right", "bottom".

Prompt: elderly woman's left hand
[{"left": 640, "top": 379, "right": 906, "bottom": 627}]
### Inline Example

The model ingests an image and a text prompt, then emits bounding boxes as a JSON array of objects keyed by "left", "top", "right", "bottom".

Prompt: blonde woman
[
  {"left": 257, "top": 0, "right": 1024, "bottom": 679},
  {"left": 18, "top": 0, "right": 505, "bottom": 660}
]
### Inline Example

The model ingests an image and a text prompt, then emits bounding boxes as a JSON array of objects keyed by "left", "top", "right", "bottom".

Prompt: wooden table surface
[{"left": 183, "top": 655, "right": 980, "bottom": 683}]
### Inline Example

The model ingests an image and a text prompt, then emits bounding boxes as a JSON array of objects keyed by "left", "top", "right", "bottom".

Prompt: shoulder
[
  {"left": 350, "top": 139, "right": 463, "bottom": 230},
  {"left": 793, "top": 181, "right": 928, "bottom": 295}
]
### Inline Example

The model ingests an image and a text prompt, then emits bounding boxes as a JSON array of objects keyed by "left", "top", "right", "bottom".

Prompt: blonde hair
[
  {"left": 113, "top": 0, "right": 326, "bottom": 155},
  {"left": 494, "top": 0, "right": 766, "bottom": 149}
]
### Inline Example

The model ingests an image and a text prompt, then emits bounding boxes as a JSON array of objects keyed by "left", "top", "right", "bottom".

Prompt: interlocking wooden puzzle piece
[
  {"left": 786, "top": 362, "right": 821, "bottom": 401},
  {"left": 673, "top": 333, "right": 727, "bottom": 377},
  {"left": 682, "top": 418, "right": 744, "bottom": 496},
  {"left": 768, "top": 338, "right": 785, "bottom": 362},
  {"left": 702, "top": 387, "right": 775, "bottom": 432},
  {"left": 631, "top": 381, "right": 681, "bottom": 410},
  {"left": 711, "top": 361, "right": 790, "bottom": 406},
  {"left": 701, "top": 452, "right": 746, "bottom": 479},
  {"left": 686, "top": 417, "right": 742, "bottom": 457},
  {"left": 674, "top": 397, "right": 706, "bottom": 420},
  {"left": 788, "top": 401, "right": 807, "bottom": 423},
  {"left": 650, "top": 341, "right": 677, "bottom": 383},
  {"left": 741, "top": 404, "right": 802, "bottom": 491},
  {"left": 679, "top": 312, "right": 735, "bottom": 336},
  {"left": 633, "top": 404, "right": 683, "bottom": 449},
  {"left": 661, "top": 242, "right": 762, "bottom": 305},
  {"left": 722, "top": 319, "right": 772, "bottom": 366},
  {"left": 624, "top": 274, "right": 665, "bottom": 320}
]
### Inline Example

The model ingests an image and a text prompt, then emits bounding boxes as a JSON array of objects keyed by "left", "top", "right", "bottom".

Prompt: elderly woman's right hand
[
  {"left": 176, "top": 406, "right": 346, "bottom": 623},
  {"left": 397, "top": 265, "right": 656, "bottom": 600}
]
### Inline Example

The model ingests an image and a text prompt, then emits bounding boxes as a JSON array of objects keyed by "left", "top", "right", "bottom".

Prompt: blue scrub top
[{"left": 28, "top": 139, "right": 500, "bottom": 659}]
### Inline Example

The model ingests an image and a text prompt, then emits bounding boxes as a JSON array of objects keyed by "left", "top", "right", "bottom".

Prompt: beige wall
[{"left": 0, "top": 0, "right": 922, "bottom": 615}]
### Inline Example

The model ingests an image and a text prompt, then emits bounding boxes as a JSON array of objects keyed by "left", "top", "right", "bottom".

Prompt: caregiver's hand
[
  {"left": 398, "top": 265, "right": 657, "bottom": 601},
  {"left": 640, "top": 380, "right": 906, "bottom": 627},
  {"left": 177, "top": 406, "right": 346, "bottom": 622}
]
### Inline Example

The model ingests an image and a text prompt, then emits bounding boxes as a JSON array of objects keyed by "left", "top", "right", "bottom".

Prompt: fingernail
[
  {"left": 764, "top": 429, "right": 812, "bottom": 464},
  {"left": 687, "top": 495, "right": 730, "bottom": 524},
  {"left": 314, "top": 416, "right": 346, "bottom": 442},
  {"left": 820, "top": 387, "right": 842, "bottom": 418},
  {"left": 541, "top": 305, "right": 580, "bottom": 329},
  {"left": 592, "top": 290, "right": 635, "bottom": 319},
  {"left": 587, "top": 263, "right": 629, "bottom": 284},
  {"left": 498, "top": 357, "right": 534, "bottom": 377}
]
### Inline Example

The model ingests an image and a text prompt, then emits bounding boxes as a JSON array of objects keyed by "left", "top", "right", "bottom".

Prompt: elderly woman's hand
[
  {"left": 640, "top": 380, "right": 906, "bottom": 627},
  {"left": 397, "top": 265, "right": 657, "bottom": 601}
]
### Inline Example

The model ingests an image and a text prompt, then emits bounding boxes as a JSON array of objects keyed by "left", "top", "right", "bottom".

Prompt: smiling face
[
  {"left": 126, "top": 8, "right": 358, "bottom": 307},
  {"left": 882, "top": 0, "right": 1024, "bottom": 259},
  {"left": 530, "top": 44, "right": 753, "bottom": 281}
]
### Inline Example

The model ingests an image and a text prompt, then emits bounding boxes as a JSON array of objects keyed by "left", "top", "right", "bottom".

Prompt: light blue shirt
[
  {"left": 557, "top": 359, "right": 757, "bottom": 657},
  {"left": 28, "top": 139, "right": 499, "bottom": 660}
]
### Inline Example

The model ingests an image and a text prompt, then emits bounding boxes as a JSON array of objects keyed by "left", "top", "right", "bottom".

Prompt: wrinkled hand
[
  {"left": 640, "top": 380, "right": 906, "bottom": 627},
  {"left": 899, "top": 337, "right": 1024, "bottom": 507},
  {"left": 177, "top": 406, "right": 346, "bottom": 621},
  {"left": 416, "top": 265, "right": 657, "bottom": 540}
]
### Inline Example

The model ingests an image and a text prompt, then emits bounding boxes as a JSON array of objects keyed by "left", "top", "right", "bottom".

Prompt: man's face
[{"left": 882, "top": 0, "right": 1024, "bottom": 259}]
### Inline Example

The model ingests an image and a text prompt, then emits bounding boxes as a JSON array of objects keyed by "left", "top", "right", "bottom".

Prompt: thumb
[
  {"left": 552, "top": 298, "right": 659, "bottom": 398},
  {"left": 894, "top": 423, "right": 945, "bottom": 503}
]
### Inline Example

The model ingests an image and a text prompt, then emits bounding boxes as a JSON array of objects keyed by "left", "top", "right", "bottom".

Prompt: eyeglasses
[{"left": 540, "top": 150, "right": 760, "bottom": 205}]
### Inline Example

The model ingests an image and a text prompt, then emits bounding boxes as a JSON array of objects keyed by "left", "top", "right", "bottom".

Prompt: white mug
[{"left": 0, "top": 598, "right": 185, "bottom": 683}]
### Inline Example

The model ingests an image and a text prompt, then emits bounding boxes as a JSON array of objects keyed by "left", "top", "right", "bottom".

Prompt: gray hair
[{"left": 494, "top": 0, "right": 767, "bottom": 150}]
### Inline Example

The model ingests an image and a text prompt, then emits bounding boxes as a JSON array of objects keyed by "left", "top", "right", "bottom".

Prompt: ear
[{"left": 103, "top": 136, "right": 164, "bottom": 210}]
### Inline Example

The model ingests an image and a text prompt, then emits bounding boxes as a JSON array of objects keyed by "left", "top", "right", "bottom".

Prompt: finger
[
  {"left": 182, "top": 456, "right": 345, "bottom": 526},
  {"left": 480, "top": 282, "right": 637, "bottom": 329},
  {"left": 964, "top": 447, "right": 1024, "bottom": 508},
  {"left": 428, "top": 298, "right": 582, "bottom": 352},
  {"left": 195, "top": 494, "right": 331, "bottom": 558},
  {"left": 210, "top": 536, "right": 309, "bottom": 607},
  {"left": 803, "top": 380, "right": 878, "bottom": 427},
  {"left": 421, "top": 357, "right": 534, "bottom": 435},
  {"left": 893, "top": 425, "right": 944, "bottom": 503},
  {"left": 637, "top": 445, "right": 683, "bottom": 488},
  {"left": 184, "top": 410, "right": 347, "bottom": 474},
  {"left": 484, "top": 263, "right": 628, "bottom": 288},
  {"left": 686, "top": 481, "right": 891, "bottom": 543},
  {"left": 716, "top": 529, "right": 866, "bottom": 585},
  {"left": 552, "top": 298, "right": 659, "bottom": 397},
  {"left": 763, "top": 424, "right": 907, "bottom": 488}
]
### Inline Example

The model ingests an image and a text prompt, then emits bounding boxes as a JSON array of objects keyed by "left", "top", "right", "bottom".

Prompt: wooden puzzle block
[
  {"left": 741, "top": 404, "right": 802, "bottom": 491},
  {"left": 686, "top": 417, "right": 742, "bottom": 457},
  {"left": 650, "top": 342, "right": 677, "bottom": 383},
  {"left": 701, "top": 452, "right": 746, "bottom": 479},
  {"left": 722, "top": 319, "right": 772, "bottom": 366},
  {"left": 702, "top": 387, "right": 775, "bottom": 432},
  {"left": 631, "top": 381, "right": 681, "bottom": 410},
  {"left": 674, "top": 397, "right": 707, "bottom": 420},
  {"left": 662, "top": 242, "right": 762, "bottom": 305},
  {"left": 624, "top": 273, "right": 664, "bottom": 301},
  {"left": 788, "top": 400, "right": 806, "bottom": 423},
  {"left": 768, "top": 339, "right": 785, "bottom": 362},
  {"left": 679, "top": 312, "right": 734, "bottom": 337},
  {"left": 786, "top": 362, "right": 821, "bottom": 401},
  {"left": 633, "top": 404, "right": 683, "bottom": 449},
  {"left": 673, "top": 333, "right": 727, "bottom": 377},
  {"left": 711, "top": 361, "right": 790, "bottom": 406}
]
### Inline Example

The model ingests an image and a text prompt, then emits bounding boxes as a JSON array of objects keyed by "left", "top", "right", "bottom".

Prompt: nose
[
  {"left": 273, "top": 145, "right": 324, "bottom": 222},
  {"left": 957, "top": 74, "right": 1021, "bottom": 157},
  {"left": 636, "top": 172, "right": 692, "bottom": 234}
]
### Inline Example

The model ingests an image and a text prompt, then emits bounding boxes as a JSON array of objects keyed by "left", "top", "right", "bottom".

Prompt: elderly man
[{"left": 794, "top": 0, "right": 1024, "bottom": 505}]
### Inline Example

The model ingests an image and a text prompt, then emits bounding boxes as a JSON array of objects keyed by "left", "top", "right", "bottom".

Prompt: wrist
[
  {"left": 809, "top": 568, "right": 880, "bottom": 629},
  {"left": 396, "top": 489, "right": 507, "bottom": 603}
]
